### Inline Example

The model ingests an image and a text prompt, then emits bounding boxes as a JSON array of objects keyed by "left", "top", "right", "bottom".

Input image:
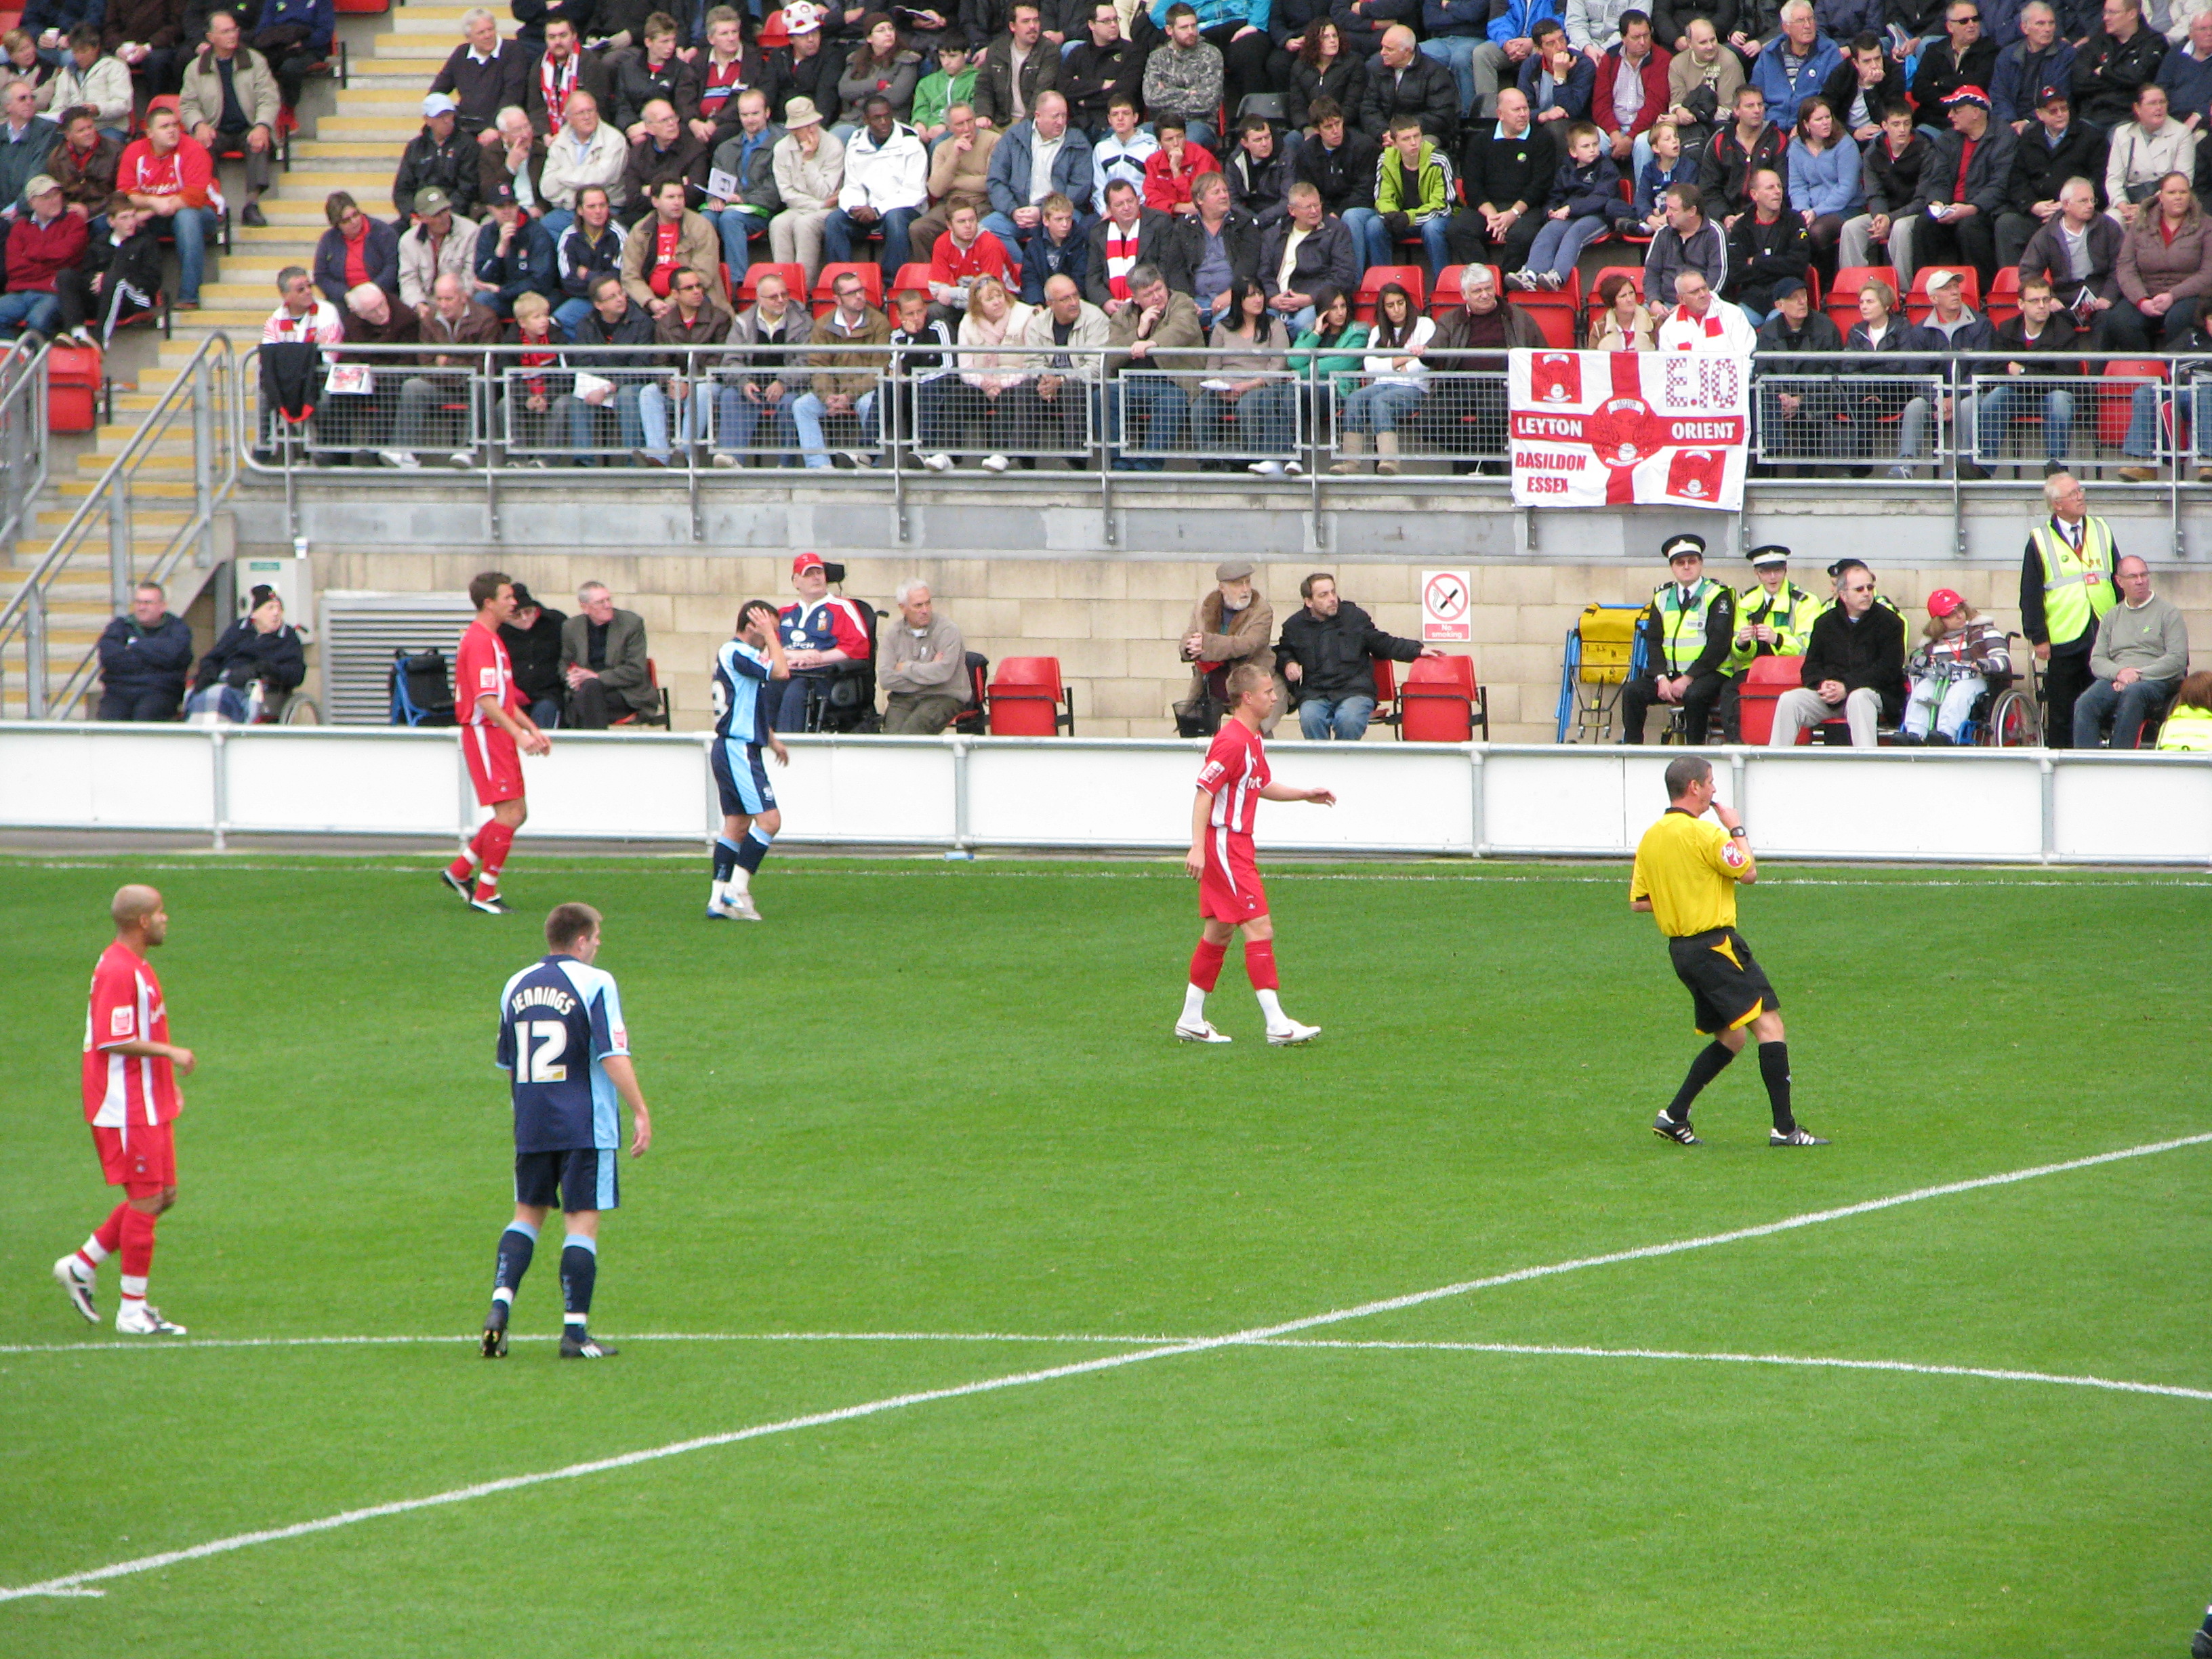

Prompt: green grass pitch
[{"left": 2, "top": 853, "right": 2209, "bottom": 1656}]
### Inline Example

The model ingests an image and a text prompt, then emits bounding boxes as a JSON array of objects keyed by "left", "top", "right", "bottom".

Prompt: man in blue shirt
[
  {"left": 482, "top": 901, "right": 653, "bottom": 1360},
  {"left": 709, "top": 599, "right": 792, "bottom": 922}
]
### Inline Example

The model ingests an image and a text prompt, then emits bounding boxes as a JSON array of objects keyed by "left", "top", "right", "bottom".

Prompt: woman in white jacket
[
  {"left": 950, "top": 275, "right": 1038, "bottom": 472},
  {"left": 767, "top": 98, "right": 846, "bottom": 285},
  {"left": 1332, "top": 281, "right": 1433, "bottom": 476},
  {"left": 37, "top": 28, "right": 131, "bottom": 140}
]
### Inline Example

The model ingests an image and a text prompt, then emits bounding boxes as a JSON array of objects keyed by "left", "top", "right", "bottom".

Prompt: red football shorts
[
  {"left": 93, "top": 1119, "right": 175, "bottom": 1195},
  {"left": 1199, "top": 828, "right": 1267, "bottom": 923},
  {"left": 463, "top": 722, "right": 525, "bottom": 806}
]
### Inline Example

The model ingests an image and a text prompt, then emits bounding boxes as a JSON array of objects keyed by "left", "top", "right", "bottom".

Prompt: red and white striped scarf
[{"left": 538, "top": 51, "right": 579, "bottom": 128}]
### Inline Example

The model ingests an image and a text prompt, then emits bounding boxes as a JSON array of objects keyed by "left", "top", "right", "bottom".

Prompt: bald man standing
[{"left": 54, "top": 885, "right": 195, "bottom": 1336}]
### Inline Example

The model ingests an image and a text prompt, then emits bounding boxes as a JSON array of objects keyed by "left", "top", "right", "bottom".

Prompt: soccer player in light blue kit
[
  {"left": 482, "top": 902, "right": 653, "bottom": 1360},
  {"left": 708, "top": 600, "right": 792, "bottom": 922}
]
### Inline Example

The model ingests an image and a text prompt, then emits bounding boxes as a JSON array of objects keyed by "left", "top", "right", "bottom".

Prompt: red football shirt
[
  {"left": 83, "top": 941, "right": 179, "bottom": 1128},
  {"left": 455, "top": 618, "right": 520, "bottom": 726},
  {"left": 1195, "top": 718, "right": 1269, "bottom": 838}
]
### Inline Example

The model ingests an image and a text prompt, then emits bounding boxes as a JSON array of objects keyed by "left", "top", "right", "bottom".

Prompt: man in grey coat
[
  {"left": 878, "top": 579, "right": 971, "bottom": 733},
  {"left": 2074, "top": 554, "right": 2190, "bottom": 747},
  {"left": 559, "top": 581, "right": 659, "bottom": 726}
]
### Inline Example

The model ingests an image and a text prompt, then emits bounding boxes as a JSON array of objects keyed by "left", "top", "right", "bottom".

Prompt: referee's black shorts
[{"left": 1666, "top": 926, "right": 1780, "bottom": 1036}]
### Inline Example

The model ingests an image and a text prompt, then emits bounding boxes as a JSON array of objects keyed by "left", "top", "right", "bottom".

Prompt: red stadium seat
[
  {"left": 888, "top": 262, "right": 933, "bottom": 302},
  {"left": 1984, "top": 264, "right": 2022, "bottom": 325},
  {"left": 2100, "top": 359, "right": 2169, "bottom": 451},
  {"left": 1736, "top": 655, "right": 1804, "bottom": 747},
  {"left": 814, "top": 262, "right": 884, "bottom": 315},
  {"left": 1514, "top": 268, "right": 1582, "bottom": 347},
  {"left": 1371, "top": 655, "right": 1397, "bottom": 725},
  {"left": 1826, "top": 264, "right": 1896, "bottom": 334},
  {"left": 985, "top": 656, "right": 1075, "bottom": 735},
  {"left": 739, "top": 261, "right": 805, "bottom": 306},
  {"left": 1905, "top": 266, "right": 1979, "bottom": 324},
  {"left": 1357, "top": 264, "right": 1427, "bottom": 321},
  {"left": 1395, "top": 654, "right": 1486, "bottom": 742}
]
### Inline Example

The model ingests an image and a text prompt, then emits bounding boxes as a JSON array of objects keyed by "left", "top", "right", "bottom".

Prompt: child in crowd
[
  {"left": 1019, "top": 194, "right": 1087, "bottom": 304},
  {"left": 1514, "top": 120, "right": 1630, "bottom": 291},
  {"left": 1635, "top": 120, "right": 1692, "bottom": 232}
]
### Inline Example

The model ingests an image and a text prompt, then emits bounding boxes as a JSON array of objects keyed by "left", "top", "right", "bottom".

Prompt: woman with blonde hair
[
  {"left": 1901, "top": 588, "right": 2011, "bottom": 745},
  {"left": 951, "top": 274, "right": 1036, "bottom": 473}
]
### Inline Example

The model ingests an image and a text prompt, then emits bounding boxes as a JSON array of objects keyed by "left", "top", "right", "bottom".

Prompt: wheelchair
[{"left": 1954, "top": 644, "right": 2041, "bottom": 748}]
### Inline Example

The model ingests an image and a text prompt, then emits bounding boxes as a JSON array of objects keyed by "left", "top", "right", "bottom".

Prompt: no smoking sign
[{"left": 1422, "top": 569, "right": 1471, "bottom": 643}]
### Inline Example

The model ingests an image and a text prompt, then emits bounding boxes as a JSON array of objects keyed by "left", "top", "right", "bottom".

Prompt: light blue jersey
[
  {"left": 495, "top": 955, "right": 629, "bottom": 1153},
  {"left": 712, "top": 638, "right": 773, "bottom": 746}
]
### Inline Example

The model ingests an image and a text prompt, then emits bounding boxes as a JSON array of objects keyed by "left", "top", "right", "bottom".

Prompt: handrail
[
  {"left": 0, "top": 333, "right": 238, "bottom": 719},
  {"left": 0, "top": 336, "right": 52, "bottom": 561}
]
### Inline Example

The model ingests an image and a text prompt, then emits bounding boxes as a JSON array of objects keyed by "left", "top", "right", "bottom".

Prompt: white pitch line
[
  {"left": 6, "top": 1128, "right": 2210, "bottom": 1605},
  {"left": 0, "top": 1331, "right": 1175, "bottom": 1357}
]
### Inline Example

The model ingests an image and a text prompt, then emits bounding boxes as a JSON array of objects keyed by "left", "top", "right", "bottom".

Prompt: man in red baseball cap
[
  {"left": 769, "top": 552, "right": 875, "bottom": 731},
  {"left": 1893, "top": 83, "right": 2013, "bottom": 291}
]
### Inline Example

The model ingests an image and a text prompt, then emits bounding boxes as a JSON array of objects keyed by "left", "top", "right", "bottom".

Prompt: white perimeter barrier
[{"left": 2, "top": 724, "right": 2209, "bottom": 865}]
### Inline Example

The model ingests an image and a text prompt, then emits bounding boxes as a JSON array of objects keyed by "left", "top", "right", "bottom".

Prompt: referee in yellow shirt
[{"left": 1630, "top": 755, "right": 1828, "bottom": 1148}]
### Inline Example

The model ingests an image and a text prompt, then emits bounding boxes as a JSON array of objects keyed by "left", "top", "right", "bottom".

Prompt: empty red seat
[
  {"left": 1736, "top": 654, "right": 1804, "bottom": 746},
  {"left": 985, "top": 656, "right": 1075, "bottom": 735},
  {"left": 1396, "top": 654, "right": 1485, "bottom": 742}
]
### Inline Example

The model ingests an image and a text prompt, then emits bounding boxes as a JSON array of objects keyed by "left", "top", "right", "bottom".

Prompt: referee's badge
[{"left": 1722, "top": 839, "right": 1749, "bottom": 869}]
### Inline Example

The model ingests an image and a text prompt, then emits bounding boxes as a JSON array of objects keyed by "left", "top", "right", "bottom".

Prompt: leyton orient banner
[{"left": 1508, "top": 349, "right": 1750, "bottom": 512}]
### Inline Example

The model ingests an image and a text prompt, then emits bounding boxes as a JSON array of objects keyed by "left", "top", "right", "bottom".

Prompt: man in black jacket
[
  {"left": 96, "top": 582, "right": 194, "bottom": 721},
  {"left": 554, "top": 272, "right": 660, "bottom": 461},
  {"left": 1725, "top": 165, "right": 1811, "bottom": 317},
  {"left": 1060, "top": 0, "right": 1143, "bottom": 134},
  {"left": 1821, "top": 33, "right": 1907, "bottom": 141},
  {"left": 1360, "top": 25, "right": 1459, "bottom": 144},
  {"left": 1273, "top": 571, "right": 1437, "bottom": 739},
  {"left": 1292, "top": 98, "right": 1380, "bottom": 225},
  {"left": 2070, "top": 0, "right": 2165, "bottom": 125},
  {"left": 1976, "top": 272, "right": 2081, "bottom": 471},
  {"left": 1084, "top": 179, "right": 1178, "bottom": 311},
  {"left": 1908, "top": 0, "right": 1999, "bottom": 110},
  {"left": 1769, "top": 558, "right": 1906, "bottom": 745},
  {"left": 1619, "top": 536, "right": 1736, "bottom": 745},
  {"left": 1752, "top": 276, "right": 1843, "bottom": 464},
  {"left": 1993, "top": 83, "right": 2104, "bottom": 267},
  {"left": 1446, "top": 87, "right": 1554, "bottom": 268},
  {"left": 1698, "top": 85, "right": 1787, "bottom": 220},
  {"left": 393, "top": 94, "right": 483, "bottom": 224},
  {"left": 499, "top": 580, "right": 569, "bottom": 729},
  {"left": 1162, "top": 173, "right": 1261, "bottom": 320}
]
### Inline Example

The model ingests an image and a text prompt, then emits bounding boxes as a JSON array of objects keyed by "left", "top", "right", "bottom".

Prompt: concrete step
[
  {"left": 283, "top": 149, "right": 414, "bottom": 169},
  {"left": 314, "top": 117, "right": 431, "bottom": 140}
]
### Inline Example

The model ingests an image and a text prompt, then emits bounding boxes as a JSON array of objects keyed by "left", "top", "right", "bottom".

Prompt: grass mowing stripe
[{"left": 7, "top": 1125, "right": 2207, "bottom": 1607}]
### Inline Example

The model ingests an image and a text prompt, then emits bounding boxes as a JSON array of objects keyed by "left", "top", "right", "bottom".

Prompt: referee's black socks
[
  {"left": 1666, "top": 1040, "right": 1736, "bottom": 1122},
  {"left": 1759, "top": 1041, "right": 1795, "bottom": 1133}
]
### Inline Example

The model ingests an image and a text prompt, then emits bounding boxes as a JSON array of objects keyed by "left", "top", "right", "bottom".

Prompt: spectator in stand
[
  {"left": 1288, "top": 282, "right": 1367, "bottom": 437},
  {"left": 619, "top": 175, "right": 716, "bottom": 313},
  {"left": 2103, "top": 169, "right": 2212, "bottom": 345},
  {"left": 624, "top": 97, "right": 709, "bottom": 228},
  {"left": 1618, "top": 535, "right": 1734, "bottom": 743},
  {"left": 825, "top": 94, "right": 926, "bottom": 279},
  {"left": 1290, "top": 20, "right": 1367, "bottom": 130},
  {"left": 1837, "top": 273, "right": 1934, "bottom": 475},
  {"left": 399, "top": 187, "right": 482, "bottom": 323},
  {"left": 910, "top": 100, "right": 998, "bottom": 262},
  {"left": 1448, "top": 85, "right": 1553, "bottom": 269},
  {"left": 40, "top": 28, "right": 130, "bottom": 140},
  {"left": 1191, "top": 274, "right": 1295, "bottom": 470},
  {"left": 1898, "top": 588, "right": 2011, "bottom": 744},
  {"left": 1519, "top": 18, "right": 1597, "bottom": 121},
  {"left": 53, "top": 191, "right": 159, "bottom": 344},
  {"left": 1893, "top": 84, "right": 2015, "bottom": 288},
  {"left": 312, "top": 190, "right": 399, "bottom": 307},
  {"left": 499, "top": 581, "right": 569, "bottom": 729},
  {"left": 514, "top": 0, "right": 593, "bottom": 50},
  {"left": 1768, "top": 559, "right": 1906, "bottom": 745},
  {"left": 1642, "top": 180, "right": 1725, "bottom": 312},
  {"left": 478, "top": 106, "right": 548, "bottom": 218},
  {"left": 98, "top": 0, "right": 182, "bottom": 104},
  {"left": 1090, "top": 93, "right": 1158, "bottom": 203},
  {"left": 1749, "top": 0, "right": 1840, "bottom": 125},
  {"left": 262, "top": 265, "right": 340, "bottom": 349},
  {"left": 877, "top": 580, "right": 970, "bottom": 733},
  {"left": 1332, "top": 279, "right": 1429, "bottom": 472},
  {"left": 973, "top": 2, "right": 1061, "bottom": 131},
  {"left": 1224, "top": 114, "right": 1292, "bottom": 230},
  {"left": 890, "top": 284, "right": 958, "bottom": 466},
  {"left": 560, "top": 582, "right": 659, "bottom": 727},
  {"left": 1700, "top": 83, "right": 1786, "bottom": 219},
  {"left": 1156, "top": 0, "right": 1273, "bottom": 148},
  {"left": 2104, "top": 81, "right": 2192, "bottom": 222},
  {"left": 1972, "top": 270, "right": 2080, "bottom": 469},
  {"left": 554, "top": 184, "right": 626, "bottom": 335},
  {"left": 520, "top": 18, "right": 607, "bottom": 138},
  {"left": 49, "top": 104, "right": 119, "bottom": 219},
  {"left": 1166, "top": 170, "right": 1260, "bottom": 325},
  {"left": 1425, "top": 260, "right": 1538, "bottom": 466},
  {"left": 1, "top": 28, "right": 50, "bottom": 94},
  {"left": 554, "top": 272, "right": 657, "bottom": 461},
  {"left": 1361, "top": 24, "right": 1459, "bottom": 143},
  {"left": 769, "top": 550, "right": 874, "bottom": 731},
  {"left": 1514, "top": 117, "right": 1631, "bottom": 288},
  {"left": 2155, "top": 670, "right": 2212, "bottom": 750},
  {"left": 691, "top": 6, "right": 772, "bottom": 148},
  {"left": 2072, "top": 0, "right": 2165, "bottom": 126},
  {"left": 249, "top": 0, "right": 337, "bottom": 119},
  {"left": 945, "top": 273, "right": 1035, "bottom": 470},
  {"left": 493, "top": 287, "right": 558, "bottom": 455},
  {"left": 327, "top": 281, "right": 418, "bottom": 457},
  {"left": 1332, "top": 0, "right": 1412, "bottom": 62},
  {"left": 1788, "top": 96, "right": 1860, "bottom": 277},
  {"left": 1822, "top": 30, "right": 1900, "bottom": 141},
  {"left": 387, "top": 272, "right": 501, "bottom": 468},
  {"left": 2073, "top": 554, "right": 2188, "bottom": 746},
  {"left": 96, "top": 582, "right": 193, "bottom": 722},
  {"left": 2018, "top": 468, "right": 2116, "bottom": 744},
  {"left": 1143, "top": 114, "right": 1220, "bottom": 216},
  {"left": 1275, "top": 571, "right": 1437, "bottom": 739},
  {"left": 1591, "top": 9, "right": 1668, "bottom": 173},
  {"left": 396, "top": 93, "right": 482, "bottom": 224},
  {"left": 1086, "top": 176, "right": 1174, "bottom": 309},
  {"left": 192, "top": 586, "right": 306, "bottom": 714},
  {"left": 926, "top": 199, "right": 1015, "bottom": 312},
  {"left": 1723, "top": 163, "right": 1811, "bottom": 318},
  {"left": 1837, "top": 102, "right": 1930, "bottom": 272},
  {"left": 1063, "top": 3, "right": 1144, "bottom": 138},
  {"left": 1910, "top": 0, "right": 1999, "bottom": 110},
  {"left": 0, "top": 172, "right": 84, "bottom": 339},
  {"left": 178, "top": 9, "right": 276, "bottom": 228},
  {"left": 634, "top": 262, "right": 729, "bottom": 462},
  {"left": 913, "top": 38, "right": 979, "bottom": 142},
  {"left": 473, "top": 178, "right": 561, "bottom": 316},
  {"left": 1008, "top": 270, "right": 1107, "bottom": 457},
  {"left": 1751, "top": 276, "right": 1841, "bottom": 457},
  {"left": 116, "top": 105, "right": 209, "bottom": 306},
  {"left": 1292, "top": 96, "right": 1380, "bottom": 267},
  {"left": 792, "top": 264, "right": 890, "bottom": 466},
  {"left": 1591, "top": 266, "right": 1657, "bottom": 342},
  {"left": 1568, "top": 0, "right": 1641, "bottom": 56},
  {"left": 1018, "top": 191, "right": 1088, "bottom": 300},
  {"left": 428, "top": 9, "right": 532, "bottom": 148},
  {"left": 1656, "top": 264, "right": 1758, "bottom": 344},
  {"left": 2156, "top": 7, "right": 2212, "bottom": 123},
  {"left": 1419, "top": 0, "right": 1492, "bottom": 126},
  {"left": 540, "top": 89, "right": 630, "bottom": 239},
  {"left": 1993, "top": 2, "right": 2076, "bottom": 124},
  {"left": 833, "top": 13, "right": 921, "bottom": 132},
  {"left": 769, "top": 2, "right": 840, "bottom": 131},
  {"left": 1910, "top": 268, "right": 1994, "bottom": 474},
  {"left": 767, "top": 96, "right": 844, "bottom": 284},
  {"left": 2119, "top": 291, "right": 2212, "bottom": 477},
  {"left": 714, "top": 264, "right": 811, "bottom": 464},
  {"left": 1260, "top": 180, "right": 1357, "bottom": 329},
  {"left": 1664, "top": 15, "right": 1743, "bottom": 150},
  {"left": 1105, "top": 260, "right": 1202, "bottom": 467},
  {"left": 1994, "top": 87, "right": 2103, "bottom": 269},
  {"left": 704, "top": 87, "right": 783, "bottom": 272},
  {"left": 1180, "top": 558, "right": 1277, "bottom": 730},
  {"left": 984, "top": 88, "right": 1092, "bottom": 251},
  {"left": 1372, "top": 112, "right": 1455, "bottom": 279},
  {"left": 615, "top": 16, "right": 703, "bottom": 138}
]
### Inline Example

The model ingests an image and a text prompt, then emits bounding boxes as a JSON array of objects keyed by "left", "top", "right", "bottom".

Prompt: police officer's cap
[
  {"left": 1746, "top": 544, "right": 1791, "bottom": 568},
  {"left": 1661, "top": 534, "right": 1706, "bottom": 563}
]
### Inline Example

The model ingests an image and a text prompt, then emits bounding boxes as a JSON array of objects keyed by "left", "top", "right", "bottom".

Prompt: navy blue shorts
[
  {"left": 514, "top": 1147, "right": 618, "bottom": 1212},
  {"left": 710, "top": 737, "right": 777, "bottom": 818}
]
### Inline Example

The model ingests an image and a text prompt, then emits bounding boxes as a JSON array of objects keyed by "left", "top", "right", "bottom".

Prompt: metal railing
[
  {"left": 0, "top": 337, "right": 49, "bottom": 562},
  {"left": 0, "top": 333, "right": 239, "bottom": 720}
]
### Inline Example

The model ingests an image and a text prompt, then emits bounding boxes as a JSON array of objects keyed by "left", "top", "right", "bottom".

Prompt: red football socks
[
  {"left": 473, "top": 821, "right": 516, "bottom": 899},
  {"left": 76, "top": 1202, "right": 128, "bottom": 1271},
  {"left": 119, "top": 1205, "right": 157, "bottom": 1282},
  {"left": 1244, "top": 939, "right": 1279, "bottom": 991},
  {"left": 1189, "top": 939, "right": 1227, "bottom": 991}
]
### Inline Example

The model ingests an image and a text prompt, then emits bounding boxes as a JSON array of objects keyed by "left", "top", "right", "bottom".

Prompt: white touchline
[
  {"left": 7, "top": 1128, "right": 2210, "bottom": 1605},
  {"left": 0, "top": 1331, "right": 1179, "bottom": 1357}
]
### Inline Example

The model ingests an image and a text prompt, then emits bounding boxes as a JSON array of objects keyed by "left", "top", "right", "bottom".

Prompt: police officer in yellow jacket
[
  {"left": 1619, "top": 534, "right": 1736, "bottom": 745},
  {"left": 1718, "top": 544, "right": 1817, "bottom": 740},
  {"left": 2020, "top": 470, "right": 2117, "bottom": 749},
  {"left": 2156, "top": 672, "right": 2212, "bottom": 752}
]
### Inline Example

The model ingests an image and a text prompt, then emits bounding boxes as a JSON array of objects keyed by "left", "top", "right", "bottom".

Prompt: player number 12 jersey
[{"left": 496, "top": 954, "right": 630, "bottom": 1153}]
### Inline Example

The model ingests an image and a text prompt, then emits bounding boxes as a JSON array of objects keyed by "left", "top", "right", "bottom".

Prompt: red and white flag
[{"left": 1508, "top": 349, "right": 1749, "bottom": 512}]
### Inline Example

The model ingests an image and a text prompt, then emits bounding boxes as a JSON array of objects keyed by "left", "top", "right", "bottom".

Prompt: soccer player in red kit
[
  {"left": 1179, "top": 662, "right": 1335, "bottom": 1046},
  {"left": 54, "top": 885, "right": 195, "bottom": 1335},
  {"left": 443, "top": 570, "right": 552, "bottom": 915}
]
